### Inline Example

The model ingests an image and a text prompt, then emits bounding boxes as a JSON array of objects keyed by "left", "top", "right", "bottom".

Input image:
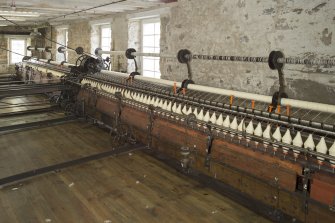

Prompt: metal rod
[
  {"left": 0, "top": 143, "right": 146, "bottom": 186},
  {"left": 190, "top": 54, "right": 335, "bottom": 66},
  {"left": 96, "top": 48, "right": 335, "bottom": 66},
  {"left": 27, "top": 46, "right": 53, "bottom": 52},
  {"left": 47, "top": 0, "right": 127, "bottom": 21},
  {"left": 0, "top": 116, "right": 77, "bottom": 136}
]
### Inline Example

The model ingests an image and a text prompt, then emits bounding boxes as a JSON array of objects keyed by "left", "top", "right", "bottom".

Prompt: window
[
  {"left": 100, "top": 25, "right": 111, "bottom": 59},
  {"left": 56, "top": 28, "right": 68, "bottom": 62},
  {"left": 142, "top": 19, "right": 160, "bottom": 78},
  {"left": 64, "top": 29, "right": 68, "bottom": 60},
  {"left": 10, "top": 39, "right": 26, "bottom": 64}
]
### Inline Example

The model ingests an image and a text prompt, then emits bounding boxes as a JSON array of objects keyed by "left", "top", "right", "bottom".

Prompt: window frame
[
  {"left": 56, "top": 27, "right": 69, "bottom": 62},
  {"left": 141, "top": 17, "right": 161, "bottom": 79},
  {"left": 9, "top": 38, "right": 27, "bottom": 64},
  {"left": 64, "top": 29, "right": 68, "bottom": 61}
]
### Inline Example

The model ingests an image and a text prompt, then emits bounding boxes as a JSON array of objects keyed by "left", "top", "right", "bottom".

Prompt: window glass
[
  {"left": 142, "top": 20, "right": 160, "bottom": 79},
  {"left": 101, "top": 26, "right": 111, "bottom": 59},
  {"left": 56, "top": 28, "right": 68, "bottom": 62},
  {"left": 10, "top": 39, "right": 25, "bottom": 64}
]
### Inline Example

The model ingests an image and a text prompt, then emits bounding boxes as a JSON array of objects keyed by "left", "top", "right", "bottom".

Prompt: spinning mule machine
[{"left": 11, "top": 44, "right": 335, "bottom": 222}]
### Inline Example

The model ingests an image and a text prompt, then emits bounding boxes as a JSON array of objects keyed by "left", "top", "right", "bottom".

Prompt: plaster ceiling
[{"left": 0, "top": 0, "right": 177, "bottom": 27}]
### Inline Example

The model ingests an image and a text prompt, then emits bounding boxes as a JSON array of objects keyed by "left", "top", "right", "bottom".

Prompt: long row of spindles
[{"left": 81, "top": 78, "right": 335, "bottom": 166}]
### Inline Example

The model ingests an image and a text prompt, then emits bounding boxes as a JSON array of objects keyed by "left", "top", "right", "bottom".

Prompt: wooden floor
[
  {"left": 0, "top": 121, "right": 270, "bottom": 223},
  {"left": 0, "top": 95, "right": 51, "bottom": 115}
]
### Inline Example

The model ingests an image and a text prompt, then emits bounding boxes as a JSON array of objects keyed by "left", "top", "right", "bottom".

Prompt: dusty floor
[{"left": 0, "top": 120, "right": 270, "bottom": 222}]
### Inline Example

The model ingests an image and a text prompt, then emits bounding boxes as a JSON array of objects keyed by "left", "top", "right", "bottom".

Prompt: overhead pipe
[{"left": 100, "top": 70, "right": 335, "bottom": 114}]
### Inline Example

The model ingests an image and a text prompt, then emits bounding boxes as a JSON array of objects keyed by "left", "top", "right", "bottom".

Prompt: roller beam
[
  {"left": 58, "top": 46, "right": 84, "bottom": 55},
  {"left": 100, "top": 70, "right": 335, "bottom": 114},
  {"left": 27, "top": 46, "right": 53, "bottom": 52}
]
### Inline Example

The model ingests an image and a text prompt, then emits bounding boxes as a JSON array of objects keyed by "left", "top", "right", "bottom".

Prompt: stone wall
[
  {"left": 160, "top": 0, "right": 335, "bottom": 104},
  {"left": 0, "top": 35, "right": 8, "bottom": 74},
  {"left": 111, "top": 15, "right": 128, "bottom": 72},
  {"left": 48, "top": 16, "right": 129, "bottom": 71},
  {"left": 128, "top": 19, "right": 141, "bottom": 72},
  {"left": 68, "top": 21, "right": 92, "bottom": 64},
  {"left": 40, "top": 0, "right": 335, "bottom": 104}
]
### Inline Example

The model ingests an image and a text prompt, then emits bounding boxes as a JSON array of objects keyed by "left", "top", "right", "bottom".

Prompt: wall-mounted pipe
[{"left": 100, "top": 70, "right": 335, "bottom": 114}]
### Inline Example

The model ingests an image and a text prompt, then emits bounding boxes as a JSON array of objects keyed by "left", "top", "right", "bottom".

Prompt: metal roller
[
  {"left": 95, "top": 47, "right": 335, "bottom": 67},
  {"left": 183, "top": 51, "right": 335, "bottom": 67}
]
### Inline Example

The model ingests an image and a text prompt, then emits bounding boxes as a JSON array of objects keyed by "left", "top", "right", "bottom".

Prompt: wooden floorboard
[
  {"left": 0, "top": 111, "right": 65, "bottom": 127},
  {"left": 0, "top": 122, "right": 114, "bottom": 178},
  {"left": 0, "top": 95, "right": 51, "bottom": 114},
  {"left": 0, "top": 121, "right": 270, "bottom": 223}
]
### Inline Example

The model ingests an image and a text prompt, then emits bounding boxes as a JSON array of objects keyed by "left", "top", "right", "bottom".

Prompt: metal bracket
[
  {"left": 147, "top": 104, "right": 155, "bottom": 149},
  {"left": 302, "top": 167, "right": 311, "bottom": 214},
  {"left": 177, "top": 49, "right": 193, "bottom": 81},
  {"left": 0, "top": 143, "right": 146, "bottom": 187},
  {"left": 268, "top": 51, "right": 288, "bottom": 113},
  {"left": 126, "top": 71, "right": 140, "bottom": 84},
  {"left": 177, "top": 79, "right": 195, "bottom": 94},
  {"left": 205, "top": 123, "right": 214, "bottom": 168},
  {"left": 115, "top": 91, "right": 123, "bottom": 128},
  {"left": 269, "top": 91, "right": 288, "bottom": 113},
  {"left": 329, "top": 197, "right": 335, "bottom": 212}
]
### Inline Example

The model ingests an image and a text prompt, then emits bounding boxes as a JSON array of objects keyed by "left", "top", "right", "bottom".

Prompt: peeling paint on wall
[
  {"left": 160, "top": 0, "right": 335, "bottom": 104},
  {"left": 320, "top": 28, "right": 332, "bottom": 46},
  {"left": 292, "top": 8, "right": 303, "bottom": 14},
  {"left": 263, "top": 8, "right": 275, "bottom": 15},
  {"left": 307, "top": 2, "right": 327, "bottom": 15}
]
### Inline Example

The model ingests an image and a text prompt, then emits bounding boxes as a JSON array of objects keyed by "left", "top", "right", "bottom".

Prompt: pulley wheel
[
  {"left": 125, "top": 48, "right": 136, "bottom": 59},
  {"left": 177, "top": 49, "right": 192, "bottom": 64}
]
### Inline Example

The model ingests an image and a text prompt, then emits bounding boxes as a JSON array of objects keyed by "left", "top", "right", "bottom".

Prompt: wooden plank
[
  {"left": 121, "top": 106, "right": 148, "bottom": 131},
  {"left": 307, "top": 200, "right": 335, "bottom": 223},
  {"left": 0, "top": 122, "right": 115, "bottom": 178},
  {"left": 0, "top": 95, "right": 51, "bottom": 114},
  {"left": 310, "top": 172, "right": 335, "bottom": 206},
  {"left": 152, "top": 118, "right": 208, "bottom": 156},
  {"left": 212, "top": 140, "right": 301, "bottom": 191},
  {"left": 278, "top": 190, "right": 305, "bottom": 221}
]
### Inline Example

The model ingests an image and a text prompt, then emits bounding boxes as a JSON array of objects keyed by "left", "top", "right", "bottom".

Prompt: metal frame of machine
[{"left": 1, "top": 45, "right": 334, "bottom": 222}]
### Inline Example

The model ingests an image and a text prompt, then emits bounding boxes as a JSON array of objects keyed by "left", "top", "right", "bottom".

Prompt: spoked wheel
[{"left": 75, "top": 55, "right": 86, "bottom": 68}]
